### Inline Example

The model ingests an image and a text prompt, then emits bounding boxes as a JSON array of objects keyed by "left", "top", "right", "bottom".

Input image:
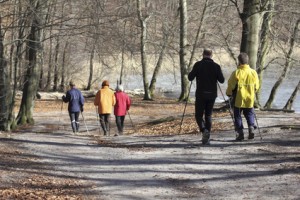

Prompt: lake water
[{"left": 115, "top": 68, "right": 300, "bottom": 113}]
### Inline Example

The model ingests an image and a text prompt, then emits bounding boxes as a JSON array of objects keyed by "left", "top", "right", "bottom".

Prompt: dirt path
[{"left": 1, "top": 98, "right": 300, "bottom": 199}]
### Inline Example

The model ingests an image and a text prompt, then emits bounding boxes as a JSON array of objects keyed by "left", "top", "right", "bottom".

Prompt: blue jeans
[
  {"left": 234, "top": 107, "right": 255, "bottom": 132},
  {"left": 69, "top": 112, "right": 80, "bottom": 133},
  {"left": 195, "top": 97, "right": 216, "bottom": 132}
]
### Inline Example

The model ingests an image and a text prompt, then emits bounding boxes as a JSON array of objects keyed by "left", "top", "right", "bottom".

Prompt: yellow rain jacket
[
  {"left": 226, "top": 64, "right": 260, "bottom": 108},
  {"left": 94, "top": 86, "right": 116, "bottom": 114}
]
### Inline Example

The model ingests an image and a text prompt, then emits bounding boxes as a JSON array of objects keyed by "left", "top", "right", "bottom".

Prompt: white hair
[{"left": 116, "top": 84, "right": 124, "bottom": 91}]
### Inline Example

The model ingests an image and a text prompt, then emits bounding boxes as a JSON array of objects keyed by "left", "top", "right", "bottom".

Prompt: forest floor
[{"left": 0, "top": 96, "right": 300, "bottom": 200}]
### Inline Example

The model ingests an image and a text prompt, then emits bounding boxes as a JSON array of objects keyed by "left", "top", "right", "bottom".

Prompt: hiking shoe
[
  {"left": 202, "top": 130, "right": 210, "bottom": 145},
  {"left": 248, "top": 126, "right": 255, "bottom": 139},
  {"left": 236, "top": 130, "right": 244, "bottom": 141},
  {"left": 114, "top": 133, "right": 119, "bottom": 137}
]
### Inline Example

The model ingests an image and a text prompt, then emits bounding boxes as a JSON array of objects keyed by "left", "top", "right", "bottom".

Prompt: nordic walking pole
[
  {"left": 127, "top": 111, "right": 136, "bottom": 132},
  {"left": 95, "top": 106, "right": 102, "bottom": 135},
  {"left": 179, "top": 81, "right": 193, "bottom": 134},
  {"left": 254, "top": 112, "right": 262, "bottom": 140},
  {"left": 81, "top": 112, "right": 90, "bottom": 135},
  {"left": 217, "top": 83, "right": 235, "bottom": 127}
]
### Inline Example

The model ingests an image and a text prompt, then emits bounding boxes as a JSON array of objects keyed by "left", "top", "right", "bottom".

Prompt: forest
[{"left": 0, "top": 0, "right": 299, "bottom": 131}]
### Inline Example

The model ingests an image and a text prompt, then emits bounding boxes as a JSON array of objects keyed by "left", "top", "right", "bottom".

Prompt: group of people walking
[
  {"left": 189, "top": 49, "right": 259, "bottom": 144},
  {"left": 62, "top": 49, "right": 259, "bottom": 144},
  {"left": 62, "top": 80, "right": 131, "bottom": 136}
]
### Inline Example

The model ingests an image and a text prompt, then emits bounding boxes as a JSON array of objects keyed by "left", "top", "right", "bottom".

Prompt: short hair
[
  {"left": 116, "top": 84, "right": 124, "bottom": 92},
  {"left": 238, "top": 52, "right": 249, "bottom": 64},
  {"left": 102, "top": 80, "right": 109, "bottom": 87},
  {"left": 69, "top": 80, "right": 75, "bottom": 86},
  {"left": 203, "top": 49, "right": 212, "bottom": 57}
]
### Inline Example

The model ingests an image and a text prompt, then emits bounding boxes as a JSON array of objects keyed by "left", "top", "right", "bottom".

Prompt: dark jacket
[
  {"left": 63, "top": 88, "right": 84, "bottom": 112},
  {"left": 188, "top": 57, "right": 225, "bottom": 99}
]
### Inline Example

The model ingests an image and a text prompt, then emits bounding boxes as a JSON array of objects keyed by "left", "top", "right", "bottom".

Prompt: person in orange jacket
[{"left": 94, "top": 80, "right": 116, "bottom": 136}]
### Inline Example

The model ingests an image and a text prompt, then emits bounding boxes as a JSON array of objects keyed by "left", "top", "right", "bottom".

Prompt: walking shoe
[
  {"left": 248, "top": 126, "right": 255, "bottom": 139},
  {"left": 236, "top": 130, "right": 244, "bottom": 141},
  {"left": 202, "top": 130, "right": 210, "bottom": 145}
]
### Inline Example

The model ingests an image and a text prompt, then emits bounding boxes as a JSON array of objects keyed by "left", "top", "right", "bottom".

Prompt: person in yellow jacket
[
  {"left": 226, "top": 53, "right": 260, "bottom": 141},
  {"left": 94, "top": 80, "right": 116, "bottom": 136}
]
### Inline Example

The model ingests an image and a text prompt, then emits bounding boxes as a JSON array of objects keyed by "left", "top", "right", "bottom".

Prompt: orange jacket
[{"left": 94, "top": 86, "right": 116, "bottom": 114}]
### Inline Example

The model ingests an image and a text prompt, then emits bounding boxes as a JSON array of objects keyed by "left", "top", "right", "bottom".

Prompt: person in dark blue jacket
[
  {"left": 62, "top": 81, "right": 84, "bottom": 134},
  {"left": 188, "top": 49, "right": 225, "bottom": 144}
]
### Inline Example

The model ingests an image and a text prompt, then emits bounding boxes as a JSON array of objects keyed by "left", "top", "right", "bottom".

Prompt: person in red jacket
[{"left": 114, "top": 84, "right": 131, "bottom": 136}]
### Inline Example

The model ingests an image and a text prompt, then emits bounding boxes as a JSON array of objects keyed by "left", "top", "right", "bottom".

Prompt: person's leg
[
  {"left": 120, "top": 116, "right": 125, "bottom": 134},
  {"left": 195, "top": 96, "right": 205, "bottom": 132},
  {"left": 234, "top": 107, "right": 244, "bottom": 140},
  {"left": 99, "top": 114, "right": 107, "bottom": 135},
  {"left": 204, "top": 98, "right": 216, "bottom": 132},
  {"left": 75, "top": 112, "right": 80, "bottom": 132},
  {"left": 115, "top": 116, "right": 122, "bottom": 135},
  {"left": 104, "top": 114, "right": 111, "bottom": 136},
  {"left": 69, "top": 112, "right": 76, "bottom": 134},
  {"left": 243, "top": 107, "right": 255, "bottom": 139}
]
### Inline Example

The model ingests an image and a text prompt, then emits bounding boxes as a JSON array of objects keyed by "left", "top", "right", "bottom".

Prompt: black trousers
[
  {"left": 195, "top": 96, "right": 216, "bottom": 132},
  {"left": 99, "top": 114, "right": 110, "bottom": 134},
  {"left": 115, "top": 116, "right": 125, "bottom": 134}
]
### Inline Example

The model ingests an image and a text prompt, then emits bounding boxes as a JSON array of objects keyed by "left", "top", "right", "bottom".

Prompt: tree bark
[
  {"left": 0, "top": 17, "right": 12, "bottom": 131},
  {"left": 137, "top": 0, "right": 151, "bottom": 100},
  {"left": 239, "top": 0, "right": 262, "bottom": 70},
  {"left": 256, "top": 0, "right": 274, "bottom": 107},
  {"left": 178, "top": 0, "right": 189, "bottom": 102},
  {"left": 17, "top": 0, "right": 42, "bottom": 125},
  {"left": 264, "top": 19, "right": 300, "bottom": 109},
  {"left": 283, "top": 80, "right": 300, "bottom": 110}
]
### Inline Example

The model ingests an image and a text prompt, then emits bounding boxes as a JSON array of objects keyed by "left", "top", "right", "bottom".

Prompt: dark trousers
[
  {"left": 233, "top": 107, "right": 255, "bottom": 132},
  {"left": 99, "top": 114, "right": 110, "bottom": 134},
  {"left": 69, "top": 112, "right": 80, "bottom": 133},
  {"left": 115, "top": 116, "right": 125, "bottom": 134},
  {"left": 195, "top": 96, "right": 216, "bottom": 132}
]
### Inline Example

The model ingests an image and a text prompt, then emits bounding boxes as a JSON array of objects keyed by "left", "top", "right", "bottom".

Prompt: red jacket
[{"left": 114, "top": 91, "right": 131, "bottom": 116}]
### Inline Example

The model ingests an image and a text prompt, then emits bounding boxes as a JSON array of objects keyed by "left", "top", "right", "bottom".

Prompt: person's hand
[{"left": 80, "top": 106, "right": 84, "bottom": 112}]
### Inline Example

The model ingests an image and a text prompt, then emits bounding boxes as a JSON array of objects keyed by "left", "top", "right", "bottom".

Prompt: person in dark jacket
[
  {"left": 62, "top": 81, "right": 84, "bottom": 134},
  {"left": 188, "top": 49, "right": 225, "bottom": 144}
]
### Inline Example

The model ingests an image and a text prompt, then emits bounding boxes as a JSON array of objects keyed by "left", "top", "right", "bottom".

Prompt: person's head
[
  {"left": 203, "top": 49, "right": 213, "bottom": 58},
  {"left": 238, "top": 52, "right": 249, "bottom": 65},
  {"left": 102, "top": 80, "right": 109, "bottom": 87},
  {"left": 69, "top": 80, "right": 75, "bottom": 87},
  {"left": 116, "top": 84, "right": 124, "bottom": 92}
]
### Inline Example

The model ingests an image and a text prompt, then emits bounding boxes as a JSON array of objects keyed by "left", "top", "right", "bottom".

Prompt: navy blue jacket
[
  {"left": 188, "top": 57, "right": 225, "bottom": 99},
  {"left": 63, "top": 88, "right": 84, "bottom": 112}
]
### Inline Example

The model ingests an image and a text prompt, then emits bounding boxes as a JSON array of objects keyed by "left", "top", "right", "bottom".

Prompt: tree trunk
[
  {"left": 240, "top": 0, "right": 262, "bottom": 70},
  {"left": 283, "top": 80, "right": 300, "bottom": 110},
  {"left": 52, "top": 36, "right": 60, "bottom": 91},
  {"left": 178, "top": 0, "right": 189, "bottom": 102},
  {"left": 137, "top": 0, "right": 151, "bottom": 100},
  {"left": 86, "top": 41, "right": 95, "bottom": 91},
  {"left": 60, "top": 41, "right": 68, "bottom": 91},
  {"left": 0, "top": 18, "right": 12, "bottom": 131},
  {"left": 256, "top": 0, "right": 274, "bottom": 107},
  {"left": 17, "top": 0, "right": 42, "bottom": 125},
  {"left": 264, "top": 19, "right": 299, "bottom": 109}
]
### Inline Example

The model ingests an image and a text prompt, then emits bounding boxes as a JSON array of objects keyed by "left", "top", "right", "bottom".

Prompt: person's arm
[
  {"left": 217, "top": 65, "right": 225, "bottom": 84},
  {"left": 188, "top": 63, "right": 198, "bottom": 81},
  {"left": 126, "top": 95, "right": 131, "bottom": 111},
  {"left": 94, "top": 91, "right": 100, "bottom": 106},
  {"left": 226, "top": 71, "right": 237, "bottom": 96}
]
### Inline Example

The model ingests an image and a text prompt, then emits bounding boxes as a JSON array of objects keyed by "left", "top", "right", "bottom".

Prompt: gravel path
[{"left": 10, "top": 114, "right": 300, "bottom": 200}]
